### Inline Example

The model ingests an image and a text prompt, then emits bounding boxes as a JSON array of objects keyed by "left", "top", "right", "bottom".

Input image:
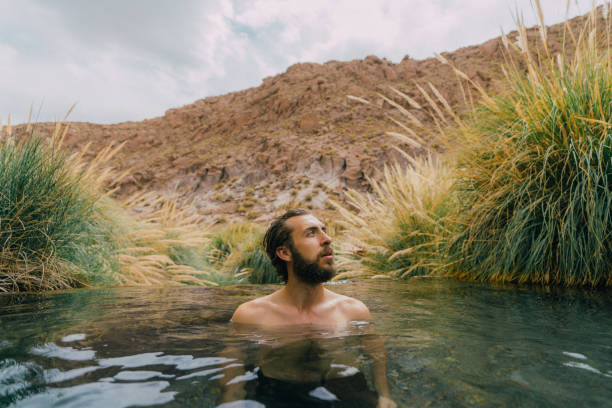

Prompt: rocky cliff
[{"left": 14, "top": 12, "right": 593, "bottom": 223}]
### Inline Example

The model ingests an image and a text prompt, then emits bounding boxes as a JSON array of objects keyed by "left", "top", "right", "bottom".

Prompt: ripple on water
[
  {"left": 217, "top": 401, "right": 265, "bottom": 408},
  {"left": 3, "top": 340, "right": 244, "bottom": 407},
  {"left": 30, "top": 343, "right": 95, "bottom": 361},
  {"left": 562, "top": 351, "right": 587, "bottom": 359},
  {"left": 563, "top": 361, "right": 612, "bottom": 377},
  {"left": 176, "top": 363, "right": 242, "bottom": 380},
  {"left": 2, "top": 279, "right": 612, "bottom": 407},
  {"left": 97, "top": 353, "right": 235, "bottom": 370},
  {"left": 113, "top": 370, "right": 174, "bottom": 381},
  {"left": 0, "top": 359, "right": 44, "bottom": 397},
  {"left": 60, "top": 334, "right": 86, "bottom": 343},
  {"left": 13, "top": 380, "right": 176, "bottom": 408},
  {"left": 45, "top": 366, "right": 101, "bottom": 384}
]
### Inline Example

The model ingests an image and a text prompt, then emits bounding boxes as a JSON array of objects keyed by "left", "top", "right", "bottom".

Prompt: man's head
[{"left": 263, "top": 209, "right": 336, "bottom": 284}]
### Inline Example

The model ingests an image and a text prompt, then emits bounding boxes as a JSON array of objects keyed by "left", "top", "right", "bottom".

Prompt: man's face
[{"left": 285, "top": 214, "right": 336, "bottom": 284}]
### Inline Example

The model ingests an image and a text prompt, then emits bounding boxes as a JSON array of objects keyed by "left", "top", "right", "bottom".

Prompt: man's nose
[{"left": 320, "top": 230, "right": 332, "bottom": 245}]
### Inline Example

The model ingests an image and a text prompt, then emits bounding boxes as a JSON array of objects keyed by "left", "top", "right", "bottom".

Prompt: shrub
[
  {"left": 334, "top": 154, "right": 455, "bottom": 279},
  {"left": 0, "top": 124, "right": 215, "bottom": 292},
  {"left": 115, "top": 194, "right": 215, "bottom": 287},
  {"left": 445, "top": 7, "right": 612, "bottom": 286},
  {"left": 204, "top": 222, "right": 279, "bottom": 284},
  {"left": 233, "top": 247, "right": 278, "bottom": 284},
  {"left": 337, "top": 5, "right": 612, "bottom": 287},
  {"left": 0, "top": 129, "right": 118, "bottom": 291}
]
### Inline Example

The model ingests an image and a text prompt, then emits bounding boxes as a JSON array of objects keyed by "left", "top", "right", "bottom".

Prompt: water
[{"left": 1, "top": 279, "right": 612, "bottom": 407}]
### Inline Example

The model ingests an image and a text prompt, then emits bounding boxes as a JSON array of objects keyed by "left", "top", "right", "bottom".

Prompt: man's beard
[{"left": 290, "top": 245, "right": 336, "bottom": 284}]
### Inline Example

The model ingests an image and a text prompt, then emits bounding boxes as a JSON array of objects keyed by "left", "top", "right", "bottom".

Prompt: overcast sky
[{"left": 1, "top": 0, "right": 601, "bottom": 124}]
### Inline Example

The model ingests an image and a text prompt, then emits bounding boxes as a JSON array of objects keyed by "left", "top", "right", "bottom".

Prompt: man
[
  {"left": 224, "top": 209, "right": 396, "bottom": 408},
  {"left": 232, "top": 208, "right": 371, "bottom": 325}
]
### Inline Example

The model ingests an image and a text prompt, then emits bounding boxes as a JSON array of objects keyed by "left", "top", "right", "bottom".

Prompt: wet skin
[
  {"left": 251, "top": 325, "right": 366, "bottom": 382},
  {"left": 231, "top": 214, "right": 371, "bottom": 326},
  {"left": 225, "top": 214, "right": 396, "bottom": 407}
]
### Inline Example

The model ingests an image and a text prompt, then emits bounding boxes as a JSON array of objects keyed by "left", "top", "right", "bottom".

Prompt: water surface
[{"left": 1, "top": 279, "right": 612, "bottom": 407}]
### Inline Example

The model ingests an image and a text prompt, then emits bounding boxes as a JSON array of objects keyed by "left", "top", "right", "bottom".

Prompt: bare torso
[
  {"left": 231, "top": 287, "right": 371, "bottom": 326},
  {"left": 254, "top": 332, "right": 361, "bottom": 382}
]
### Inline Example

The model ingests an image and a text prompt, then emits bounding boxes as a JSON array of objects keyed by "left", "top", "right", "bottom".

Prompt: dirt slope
[{"left": 14, "top": 12, "right": 596, "bottom": 223}]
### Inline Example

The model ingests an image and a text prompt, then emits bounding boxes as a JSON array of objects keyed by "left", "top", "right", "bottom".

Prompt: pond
[{"left": 1, "top": 279, "right": 611, "bottom": 407}]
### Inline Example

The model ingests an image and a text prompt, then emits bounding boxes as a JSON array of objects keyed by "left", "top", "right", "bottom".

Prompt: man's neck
[{"left": 282, "top": 278, "right": 326, "bottom": 312}]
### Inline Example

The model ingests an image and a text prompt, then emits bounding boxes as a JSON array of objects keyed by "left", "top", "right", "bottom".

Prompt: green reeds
[
  {"left": 113, "top": 195, "right": 216, "bottom": 286},
  {"left": 0, "top": 123, "right": 216, "bottom": 292},
  {"left": 334, "top": 154, "right": 455, "bottom": 279},
  {"left": 0, "top": 127, "right": 118, "bottom": 291},
  {"left": 340, "top": 4, "right": 612, "bottom": 287},
  {"left": 446, "top": 7, "right": 612, "bottom": 286},
  {"left": 204, "top": 222, "right": 279, "bottom": 284}
]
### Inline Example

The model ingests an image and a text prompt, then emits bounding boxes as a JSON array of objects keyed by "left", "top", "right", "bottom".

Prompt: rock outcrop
[{"left": 13, "top": 12, "right": 597, "bottom": 223}]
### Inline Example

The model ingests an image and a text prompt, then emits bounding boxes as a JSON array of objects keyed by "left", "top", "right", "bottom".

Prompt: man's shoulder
[
  {"left": 326, "top": 290, "right": 372, "bottom": 321},
  {"left": 231, "top": 293, "right": 279, "bottom": 324}
]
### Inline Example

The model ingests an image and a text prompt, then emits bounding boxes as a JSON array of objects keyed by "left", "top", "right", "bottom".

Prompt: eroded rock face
[{"left": 12, "top": 13, "right": 596, "bottom": 223}]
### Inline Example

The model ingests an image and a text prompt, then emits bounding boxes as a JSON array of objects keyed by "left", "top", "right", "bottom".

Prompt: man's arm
[
  {"left": 345, "top": 299, "right": 396, "bottom": 408},
  {"left": 217, "top": 343, "right": 249, "bottom": 404},
  {"left": 360, "top": 333, "right": 396, "bottom": 408},
  {"left": 218, "top": 301, "right": 262, "bottom": 404}
]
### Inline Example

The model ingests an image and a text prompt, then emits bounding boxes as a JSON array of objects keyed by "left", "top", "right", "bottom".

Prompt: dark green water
[{"left": 1, "top": 279, "right": 612, "bottom": 407}]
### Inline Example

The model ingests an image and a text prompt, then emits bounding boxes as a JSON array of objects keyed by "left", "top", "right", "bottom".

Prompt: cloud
[{"left": 0, "top": 0, "right": 600, "bottom": 124}]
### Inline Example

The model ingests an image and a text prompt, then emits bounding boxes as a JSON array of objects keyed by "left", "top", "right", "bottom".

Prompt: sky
[{"left": 1, "top": 0, "right": 602, "bottom": 124}]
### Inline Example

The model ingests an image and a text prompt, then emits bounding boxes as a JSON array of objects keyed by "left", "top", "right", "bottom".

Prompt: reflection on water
[
  {"left": 1, "top": 280, "right": 612, "bottom": 407},
  {"left": 217, "top": 322, "right": 384, "bottom": 407}
]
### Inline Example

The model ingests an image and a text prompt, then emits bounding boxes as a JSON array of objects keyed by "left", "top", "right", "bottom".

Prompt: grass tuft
[
  {"left": 0, "top": 128, "right": 119, "bottom": 291},
  {"left": 0, "top": 124, "right": 217, "bottom": 292},
  {"left": 334, "top": 154, "right": 455, "bottom": 279},
  {"left": 337, "top": 5, "right": 612, "bottom": 287},
  {"left": 446, "top": 9, "right": 612, "bottom": 286},
  {"left": 203, "top": 222, "right": 279, "bottom": 285},
  {"left": 113, "top": 194, "right": 215, "bottom": 286}
]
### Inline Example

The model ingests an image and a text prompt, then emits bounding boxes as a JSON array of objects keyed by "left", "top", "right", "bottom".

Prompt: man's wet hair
[{"left": 263, "top": 208, "right": 310, "bottom": 283}]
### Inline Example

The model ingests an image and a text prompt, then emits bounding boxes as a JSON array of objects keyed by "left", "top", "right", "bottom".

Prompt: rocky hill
[{"left": 14, "top": 12, "right": 595, "bottom": 223}]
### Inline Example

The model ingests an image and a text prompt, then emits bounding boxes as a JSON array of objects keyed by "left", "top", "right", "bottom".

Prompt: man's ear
[{"left": 276, "top": 246, "right": 292, "bottom": 262}]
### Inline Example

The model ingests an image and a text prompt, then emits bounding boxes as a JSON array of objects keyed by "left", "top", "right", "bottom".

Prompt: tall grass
[
  {"left": 0, "top": 123, "right": 216, "bottom": 292},
  {"left": 445, "top": 6, "right": 612, "bottom": 286},
  {"left": 334, "top": 155, "right": 455, "bottom": 279},
  {"left": 340, "top": 4, "right": 612, "bottom": 287},
  {"left": 0, "top": 125, "right": 119, "bottom": 291},
  {"left": 113, "top": 194, "right": 216, "bottom": 286},
  {"left": 203, "top": 222, "right": 279, "bottom": 284}
]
